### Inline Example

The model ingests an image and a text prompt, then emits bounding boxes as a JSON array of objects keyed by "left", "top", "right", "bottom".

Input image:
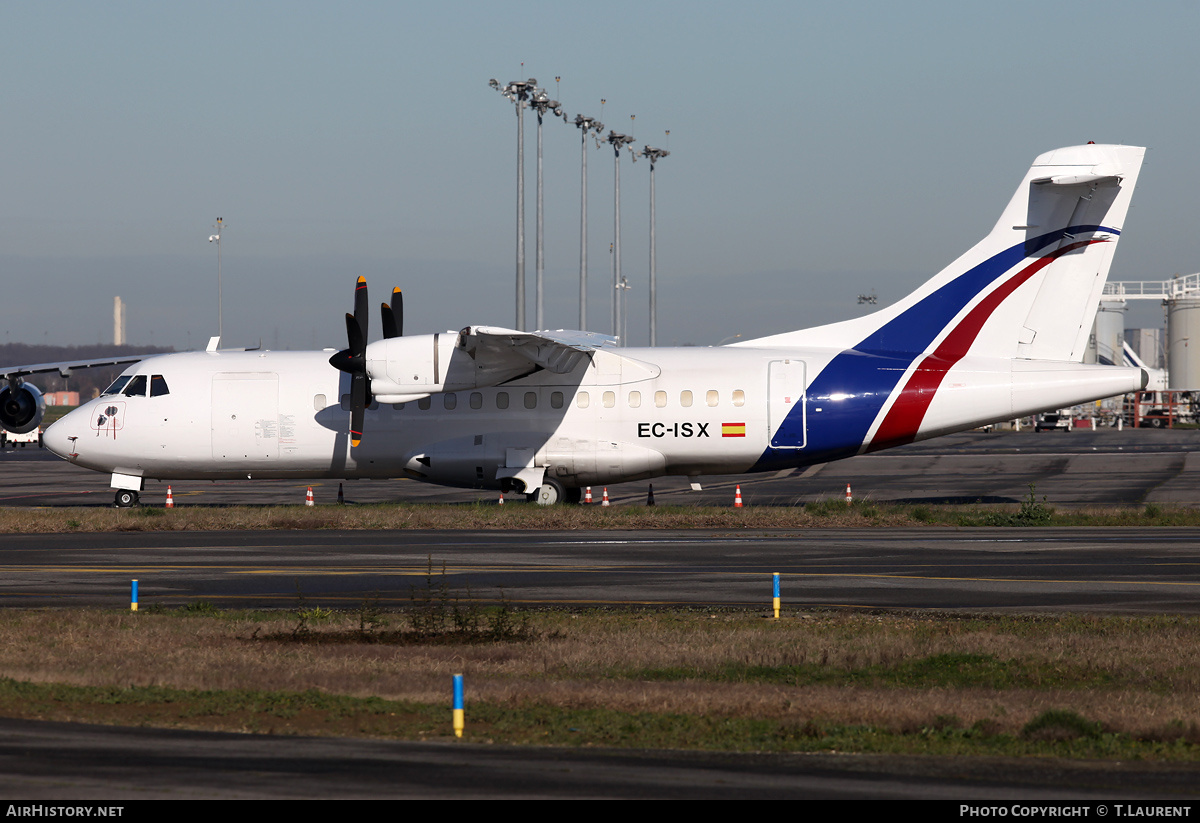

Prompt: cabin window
[
  {"left": 680, "top": 390, "right": 693, "bottom": 408},
  {"left": 150, "top": 375, "right": 170, "bottom": 397},
  {"left": 576, "top": 391, "right": 590, "bottom": 409},
  {"left": 602, "top": 391, "right": 616, "bottom": 408},
  {"left": 444, "top": 393, "right": 457, "bottom": 410},
  {"left": 524, "top": 391, "right": 537, "bottom": 409},
  {"left": 628, "top": 391, "right": 641, "bottom": 408},
  {"left": 470, "top": 392, "right": 483, "bottom": 409},
  {"left": 122, "top": 375, "right": 147, "bottom": 397},
  {"left": 551, "top": 391, "right": 564, "bottom": 409},
  {"left": 707, "top": 390, "right": 719, "bottom": 407},
  {"left": 417, "top": 397, "right": 431, "bottom": 410},
  {"left": 732, "top": 389, "right": 745, "bottom": 407},
  {"left": 655, "top": 391, "right": 667, "bottom": 408},
  {"left": 496, "top": 392, "right": 509, "bottom": 410},
  {"left": 314, "top": 394, "right": 326, "bottom": 411}
]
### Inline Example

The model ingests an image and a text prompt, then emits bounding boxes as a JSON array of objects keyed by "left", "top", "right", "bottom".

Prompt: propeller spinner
[{"left": 328, "top": 278, "right": 404, "bottom": 446}]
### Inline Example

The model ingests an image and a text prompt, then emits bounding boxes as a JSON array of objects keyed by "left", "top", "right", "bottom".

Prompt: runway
[{"left": 1, "top": 527, "right": 1198, "bottom": 613}]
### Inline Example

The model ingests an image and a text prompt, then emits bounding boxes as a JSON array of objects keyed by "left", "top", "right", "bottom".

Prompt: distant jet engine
[{"left": 0, "top": 382, "right": 45, "bottom": 434}]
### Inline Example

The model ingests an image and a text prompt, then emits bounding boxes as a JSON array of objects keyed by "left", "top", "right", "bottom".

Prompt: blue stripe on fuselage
[{"left": 752, "top": 226, "right": 1117, "bottom": 470}]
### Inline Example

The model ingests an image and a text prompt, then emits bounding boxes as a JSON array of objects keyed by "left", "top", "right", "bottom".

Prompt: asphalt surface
[{"left": 3, "top": 428, "right": 1200, "bottom": 799}]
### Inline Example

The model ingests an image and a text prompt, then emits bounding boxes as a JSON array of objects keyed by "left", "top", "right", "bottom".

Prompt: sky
[{"left": 3, "top": 1, "right": 1197, "bottom": 351}]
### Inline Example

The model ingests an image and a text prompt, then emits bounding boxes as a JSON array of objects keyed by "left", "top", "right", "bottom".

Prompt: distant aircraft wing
[
  {"left": 459, "top": 326, "right": 618, "bottom": 383},
  {"left": 0, "top": 355, "right": 148, "bottom": 382}
]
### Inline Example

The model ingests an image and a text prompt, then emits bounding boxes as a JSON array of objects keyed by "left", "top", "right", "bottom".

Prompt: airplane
[{"left": 4, "top": 142, "right": 1149, "bottom": 507}]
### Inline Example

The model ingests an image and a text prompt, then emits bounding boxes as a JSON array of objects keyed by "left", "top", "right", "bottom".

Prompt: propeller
[
  {"left": 328, "top": 276, "right": 371, "bottom": 447},
  {"left": 328, "top": 279, "right": 405, "bottom": 447}
]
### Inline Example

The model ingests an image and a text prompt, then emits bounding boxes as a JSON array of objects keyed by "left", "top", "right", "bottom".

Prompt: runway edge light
[
  {"left": 453, "top": 674, "right": 464, "bottom": 738},
  {"left": 131, "top": 579, "right": 138, "bottom": 612},
  {"left": 773, "top": 572, "right": 780, "bottom": 620}
]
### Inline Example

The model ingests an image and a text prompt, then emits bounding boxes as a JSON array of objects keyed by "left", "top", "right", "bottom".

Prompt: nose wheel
[{"left": 114, "top": 489, "right": 140, "bottom": 508}]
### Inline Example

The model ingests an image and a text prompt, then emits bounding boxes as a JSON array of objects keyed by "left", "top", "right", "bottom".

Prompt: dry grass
[
  {"left": 0, "top": 608, "right": 1196, "bottom": 749},
  {"left": 4, "top": 497, "right": 1200, "bottom": 534}
]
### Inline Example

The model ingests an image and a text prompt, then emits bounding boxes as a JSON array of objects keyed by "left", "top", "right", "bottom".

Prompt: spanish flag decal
[{"left": 721, "top": 422, "right": 746, "bottom": 437}]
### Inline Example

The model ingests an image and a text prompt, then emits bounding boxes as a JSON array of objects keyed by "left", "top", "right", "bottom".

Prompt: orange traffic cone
[
  {"left": 498, "top": 492, "right": 505, "bottom": 506},
  {"left": 165, "top": 486, "right": 174, "bottom": 509},
  {"left": 305, "top": 486, "right": 314, "bottom": 507},
  {"left": 734, "top": 485, "right": 744, "bottom": 508},
  {"left": 584, "top": 486, "right": 593, "bottom": 504},
  {"left": 845, "top": 483, "right": 852, "bottom": 505},
  {"left": 601, "top": 487, "right": 611, "bottom": 507}
]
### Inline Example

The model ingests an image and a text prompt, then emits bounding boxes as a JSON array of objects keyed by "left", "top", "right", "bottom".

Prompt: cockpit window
[
  {"left": 122, "top": 375, "right": 148, "bottom": 396},
  {"left": 103, "top": 376, "right": 132, "bottom": 395},
  {"left": 150, "top": 375, "right": 170, "bottom": 397}
]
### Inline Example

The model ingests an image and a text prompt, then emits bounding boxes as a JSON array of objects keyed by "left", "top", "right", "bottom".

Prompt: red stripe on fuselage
[{"left": 867, "top": 239, "right": 1105, "bottom": 451}]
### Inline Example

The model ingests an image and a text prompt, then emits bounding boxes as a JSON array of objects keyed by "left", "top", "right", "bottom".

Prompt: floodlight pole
[
  {"left": 641, "top": 146, "right": 669, "bottom": 347},
  {"left": 573, "top": 114, "right": 603, "bottom": 330},
  {"left": 489, "top": 77, "right": 536, "bottom": 330},
  {"left": 605, "top": 129, "right": 635, "bottom": 342},
  {"left": 209, "top": 218, "right": 224, "bottom": 341},
  {"left": 529, "top": 88, "right": 566, "bottom": 331}
]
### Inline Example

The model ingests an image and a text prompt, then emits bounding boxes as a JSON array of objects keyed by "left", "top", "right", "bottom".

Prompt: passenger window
[
  {"left": 551, "top": 391, "right": 564, "bottom": 409},
  {"left": 444, "top": 393, "right": 457, "bottom": 410},
  {"left": 123, "top": 375, "right": 147, "bottom": 397},
  {"left": 655, "top": 391, "right": 667, "bottom": 408},
  {"left": 680, "top": 390, "right": 693, "bottom": 408},
  {"left": 707, "top": 390, "right": 719, "bottom": 407},
  {"left": 524, "top": 391, "right": 537, "bottom": 409},
  {"left": 496, "top": 392, "right": 509, "bottom": 410},
  {"left": 314, "top": 394, "right": 326, "bottom": 411},
  {"left": 603, "top": 391, "right": 616, "bottom": 408},
  {"left": 150, "top": 375, "right": 170, "bottom": 397},
  {"left": 576, "top": 391, "right": 590, "bottom": 409},
  {"left": 470, "top": 392, "right": 483, "bottom": 410},
  {"left": 417, "top": 397, "right": 431, "bottom": 410},
  {"left": 628, "top": 391, "right": 641, "bottom": 408},
  {"left": 732, "top": 389, "right": 745, "bottom": 407}
]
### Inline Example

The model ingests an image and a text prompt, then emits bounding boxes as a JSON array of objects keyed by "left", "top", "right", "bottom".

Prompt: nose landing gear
[{"left": 114, "top": 489, "right": 140, "bottom": 508}]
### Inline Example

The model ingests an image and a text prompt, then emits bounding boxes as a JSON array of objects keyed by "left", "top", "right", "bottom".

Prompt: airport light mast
[
  {"left": 640, "top": 143, "right": 669, "bottom": 347},
  {"left": 208, "top": 217, "right": 224, "bottom": 342},
  {"left": 572, "top": 112, "right": 604, "bottom": 330},
  {"left": 604, "top": 126, "right": 636, "bottom": 342},
  {"left": 489, "top": 77, "right": 536, "bottom": 330},
  {"left": 528, "top": 85, "right": 567, "bottom": 331}
]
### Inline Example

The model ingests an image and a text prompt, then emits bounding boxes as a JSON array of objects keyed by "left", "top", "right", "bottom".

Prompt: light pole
[
  {"left": 489, "top": 77, "right": 536, "bottom": 330},
  {"left": 573, "top": 113, "right": 604, "bottom": 330},
  {"left": 208, "top": 217, "right": 223, "bottom": 342},
  {"left": 604, "top": 128, "right": 636, "bottom": 341},
  {"left": 529, "top": 86, "right": 567, "bottom": 331},
  {"left": 640, "top": 145, "right": 669, "bottom": 346}
]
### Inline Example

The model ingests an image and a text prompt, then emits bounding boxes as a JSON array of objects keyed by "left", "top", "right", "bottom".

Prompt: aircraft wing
[
  {"left": 0, "top": 355, "right": 148, "bottom": 382},
  {"left": 460, "top": 326, "right": 618, "bottom": 382}
]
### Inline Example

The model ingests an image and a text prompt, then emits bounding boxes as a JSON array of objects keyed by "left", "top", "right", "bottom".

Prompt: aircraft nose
[{"left": 42, "top": 417, "right": 76, "bottom": 459}]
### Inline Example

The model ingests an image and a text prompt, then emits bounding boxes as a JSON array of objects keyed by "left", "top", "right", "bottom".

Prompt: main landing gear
[{"left": 114, "top": 489, "right": 140, "bottom": 508}]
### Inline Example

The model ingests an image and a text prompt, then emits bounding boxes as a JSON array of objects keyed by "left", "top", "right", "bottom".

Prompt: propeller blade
[
  {"left": 329, "top": 277, "right": 373, "bottom": 446},
  {"left": 381, "top": 287, "right": 403, "bottom": 339},
  {"left": 352, "top": 276, "right": 369, "bottom": 353},
  {"left": 350, "top": 372, "right": 369, "bottom": 447}
]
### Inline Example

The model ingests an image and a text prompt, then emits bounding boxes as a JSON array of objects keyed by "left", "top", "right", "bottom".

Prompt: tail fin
[{"left": 746, "top": 143, "right": 1145, "bottom": 361}]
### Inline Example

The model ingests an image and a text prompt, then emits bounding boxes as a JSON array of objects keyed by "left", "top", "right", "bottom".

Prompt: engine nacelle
[{"left": 0, "top": 382, "right": 45, "bottom": 435}]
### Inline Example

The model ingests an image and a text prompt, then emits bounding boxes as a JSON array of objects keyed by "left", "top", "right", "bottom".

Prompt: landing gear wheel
[
  {"left": 528, "top": 479, "right": 565, "bottom": 506},
  {"left": 114, "top": 490, "right": 140, "bottom": 508}
]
